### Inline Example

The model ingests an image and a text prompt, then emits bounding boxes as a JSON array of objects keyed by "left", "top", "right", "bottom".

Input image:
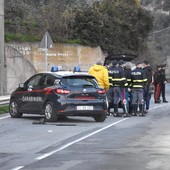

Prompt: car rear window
[{"left": 62, "top": 76, "right": 98, "bottom": 87}]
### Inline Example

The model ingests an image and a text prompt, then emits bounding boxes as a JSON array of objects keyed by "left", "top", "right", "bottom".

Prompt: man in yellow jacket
[{"left": 88, "top": 59, "right": 110, "bottom": 91}]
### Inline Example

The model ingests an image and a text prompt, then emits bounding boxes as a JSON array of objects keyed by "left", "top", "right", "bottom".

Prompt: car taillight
[
  {"left": 55, "top": 89, "right": 70, "bottom": 94},
  {"left": 97, "top": 89, "right": 106, "bottom": 94}
]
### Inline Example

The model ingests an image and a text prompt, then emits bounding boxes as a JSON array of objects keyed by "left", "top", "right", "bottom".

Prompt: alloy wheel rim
[
  {"left": 45, "top": 104, "right": 52, "bottom": 119},
  {"left": 10, "top": 102, "right": 17, "bottom": 115}
]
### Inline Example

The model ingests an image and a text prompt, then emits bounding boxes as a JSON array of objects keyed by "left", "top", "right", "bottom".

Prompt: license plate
[{"left": 77, "top": 106, "right": 93, "bottom": 110}]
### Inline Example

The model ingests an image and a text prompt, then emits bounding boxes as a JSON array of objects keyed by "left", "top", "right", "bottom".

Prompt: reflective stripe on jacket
[
  {"left": 131, "top": 67, "right": 147, "bottom": 88},
  {"left": 110, "top": 66, "right": 128, "bottom": 87}
]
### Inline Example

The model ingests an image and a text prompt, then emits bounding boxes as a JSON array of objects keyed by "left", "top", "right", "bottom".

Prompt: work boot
[
  {"left": 139, "top": 104, "right": 145, "bottom": 117},
  {"left": 163, "top": 99, "right": 168, "bottom": 103},
  {"left": 122, "top": 105, "right": 131, "bottom": 117},
  {"left": 155, "top": 100, "right": 161, "bottom": 103},
  {"left": 113, "top": 104, "right": 118, "bottom": 117},
  {"left": 131, "top": 104, "right": 137, "bottom": 116},
  {"left": 123, "top": 113, "right": 131, "bottom": 117},
  {"left": 143, "top": 110, "right": 148, "bottom": 114},
  {"left": 113, "top": 104, "right": 122, "bottom": 117}
]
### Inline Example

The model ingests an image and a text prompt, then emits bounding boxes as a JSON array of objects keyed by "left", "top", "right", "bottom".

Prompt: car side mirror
[
  {"left": 54, "top": 79, "right": 60, "bottom": 85},
  {"left": 19, "top": 83, "right": 25, "bottom": 89},
  {"left": 27, "top": 85, "right": 33, "bottom": 91}
]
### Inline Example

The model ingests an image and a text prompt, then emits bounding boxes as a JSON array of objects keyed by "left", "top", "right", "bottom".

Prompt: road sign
[
  {"left": 39, "top": 31, "right": 54, "bottom": 49},
  {"left": 39, "top": 31, "right": 54, "bottom": 71}
]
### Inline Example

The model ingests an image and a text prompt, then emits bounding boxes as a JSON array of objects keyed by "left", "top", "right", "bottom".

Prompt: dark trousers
[
  {"left": 144, "top": 85, "right": 151, "bottom": 110},
  {"left": 106, "top": 87, "right": 114, "bottom": 111},
  {"left": 161, "top": 83, "right": 166, "bottom": 101}
]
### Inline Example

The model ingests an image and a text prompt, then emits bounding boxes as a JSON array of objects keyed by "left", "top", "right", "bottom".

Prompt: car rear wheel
[
  {"left": 44, "top": 101, "right": 58, "bottom": 122},
  {"left": 93, "top": 114, "right": 106, "bottom": 122},
  {"left": 9, "top": 99, "right": 23, "bottom": 118}
]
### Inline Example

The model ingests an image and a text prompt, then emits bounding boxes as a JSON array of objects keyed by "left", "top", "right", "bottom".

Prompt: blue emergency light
[
  {"left": 51, "top": 66, "right": 58, "bottom": 72},
  {"left": 73, "top": 66, "right": 81, "bottom": 72}
]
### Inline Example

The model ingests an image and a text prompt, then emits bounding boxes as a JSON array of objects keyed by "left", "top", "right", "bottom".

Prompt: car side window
[
  {"left": 44, "top": 75, "right": 54, "bottom": 87},
  {"left": 27, "top": 75, "right": 42, "bottom": 90}
]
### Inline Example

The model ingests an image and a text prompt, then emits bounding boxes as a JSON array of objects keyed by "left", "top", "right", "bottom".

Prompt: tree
[
  {"left": 68, "top": 0, "right": 153, "bottom": 55},
  {"left": 163, "top": 0, "right": 170, "bottom": 11},
  {"left": 5, "top": 0, "right": 88, "bottom": 40}
]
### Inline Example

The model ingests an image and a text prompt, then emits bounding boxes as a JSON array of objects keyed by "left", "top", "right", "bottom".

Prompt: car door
[
  {"left": 20, "top": 74, "right": 44, "bottom": 113},
  {"left": 27, "top": 74, "right": 55, "bottom": 113}
]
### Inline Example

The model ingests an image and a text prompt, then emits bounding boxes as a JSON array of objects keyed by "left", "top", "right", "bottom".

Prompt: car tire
[
  {"left": 93, "top": 114, "right": 106, "bottom": 122},
  {"left": 9, "top": 99, "right": 23, "bottom": 118},
  {"left": 44, "top": 101, "right": 58, "bottom": 122}
]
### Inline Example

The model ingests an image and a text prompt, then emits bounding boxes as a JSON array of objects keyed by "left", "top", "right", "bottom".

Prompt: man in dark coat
[
  {"left": 153, "top": 65, "right": 162, "bottom": 103},
  {"left": 143, "top": 60, "right": 152, "bottom": 112},
  {"left": 160, "top": 64, "right": 168, "bottom": 103}
]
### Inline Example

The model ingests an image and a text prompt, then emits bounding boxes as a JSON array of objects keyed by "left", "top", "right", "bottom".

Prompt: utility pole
[{"left": 0, "top": 0, "right": 4, "bottom": 96}]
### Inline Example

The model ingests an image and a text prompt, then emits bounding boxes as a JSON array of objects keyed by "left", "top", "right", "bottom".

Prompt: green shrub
[
  {"left": 0, "top": 106, "right": 9, "bottom": 114},
  {"left": 64, "top": 39, "right": 82, "bottom": 44},
  {"left": 5, "top": 32, "right": 39, "bottom": 42}
]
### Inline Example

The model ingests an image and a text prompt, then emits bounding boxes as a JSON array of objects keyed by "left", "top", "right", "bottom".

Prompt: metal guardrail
[{"left": 0, "top": 95, "right": 10, "bottom": 106}]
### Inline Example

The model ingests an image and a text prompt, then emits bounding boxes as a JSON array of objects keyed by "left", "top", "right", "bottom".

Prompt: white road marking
[
  {"left": 36, "top": 103, "right": 170, "bottom": 161},
  {"left": 0, "top": 115, "right": 10, "bottom": 120},
  {"left": 36, "top": 118, "right": 128, "bottom": 160},
  {"left": 11, "top": 166, "right": 24, "bottom": 170},
  {"left": 10, "top": 101, "right": 170, "bottom": 169},
  {"left": 150, "top": 103, "right": 170, "bottom": 110}
]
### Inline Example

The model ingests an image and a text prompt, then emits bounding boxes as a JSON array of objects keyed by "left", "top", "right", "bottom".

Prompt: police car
[{"left": 9, "top": 69, "right": 108, "bottom": 122}]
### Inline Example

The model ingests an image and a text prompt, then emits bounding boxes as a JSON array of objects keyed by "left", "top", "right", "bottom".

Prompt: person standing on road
[
  {"left": 160, "top": 64, "right": 168, "bottom": 103},
  {"left": 143, "top": 60, "right": 152, "bottom": 113},
  {"left": 112, "top": 60, "right": 129, "bottom": 117},
  {"left": 124, "top": 62, "right": 132, "bottom": 115},
  {"left": 131, "top": 61, "right": 147, "bottom": 116},
  {"left": 153, "top": 65, "right": 162, "bottom": 103},
  {"left": 88, "top": 59, "right": 110, "bottom": 91}
]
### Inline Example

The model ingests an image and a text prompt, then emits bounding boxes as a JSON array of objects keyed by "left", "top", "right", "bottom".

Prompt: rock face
[{"left": 166, "top": 56, "right": 170, "bottom": 81}]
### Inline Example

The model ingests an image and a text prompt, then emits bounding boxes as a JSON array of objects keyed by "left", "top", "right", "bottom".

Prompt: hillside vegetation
[
  {"left": 142, "top": 0, "right": 170, "bottom": 65},
  {"left": 5, "top": 0, "right": 153, "bottom": 57}
]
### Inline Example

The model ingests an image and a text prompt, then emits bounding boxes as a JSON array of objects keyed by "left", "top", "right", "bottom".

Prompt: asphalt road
[{"left": 0, "top": 84, "right": 170, "bottom": 170}]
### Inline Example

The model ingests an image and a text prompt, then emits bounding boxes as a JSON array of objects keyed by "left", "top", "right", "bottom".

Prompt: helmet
[
  {"left": 112, "top": 60, "right": 118, "bottom": 66},
  {"left": 118, "top": 60, "right": 124, "bottom": 66}
]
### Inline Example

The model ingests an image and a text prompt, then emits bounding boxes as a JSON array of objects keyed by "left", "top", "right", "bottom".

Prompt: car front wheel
[
  {"left": 9, "top": 99, "right": 23, "bottom": 118},
  {"left": 44, "top": 101, "right": 58, "bottom": 122},
  {"left": 93, "top": 114, "right": 106, "bottom": 122}
]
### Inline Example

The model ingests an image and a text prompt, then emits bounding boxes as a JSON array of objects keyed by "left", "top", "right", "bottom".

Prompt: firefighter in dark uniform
[
  {"left": 112, "top": 60, "right": 129, "bottom": 117},
  {"left": 160, "top": 64, "right": 168, "bottom": 103},
  {"left": 131, "top": 61, "right": 147, "bottom": 116},
  {"left": 153, "top": 65, "right": 162, "bottom": 103}
]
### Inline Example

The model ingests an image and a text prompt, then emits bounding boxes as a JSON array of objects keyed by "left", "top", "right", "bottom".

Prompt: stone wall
[{"left": 8, "top": 42, "right": 105, "bottom": 72}]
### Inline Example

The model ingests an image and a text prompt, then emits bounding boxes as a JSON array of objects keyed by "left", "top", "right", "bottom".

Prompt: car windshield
[{"left": 62, "top": 76, "right": 97, "bottom": 87}]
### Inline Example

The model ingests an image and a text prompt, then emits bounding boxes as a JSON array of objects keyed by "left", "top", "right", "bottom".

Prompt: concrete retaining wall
[
  {"left": 5, "top": 44, "right": 37, "bottom": 94},
  {"left": 8, "top": 42, "right": 105, "bottom": 72}
]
